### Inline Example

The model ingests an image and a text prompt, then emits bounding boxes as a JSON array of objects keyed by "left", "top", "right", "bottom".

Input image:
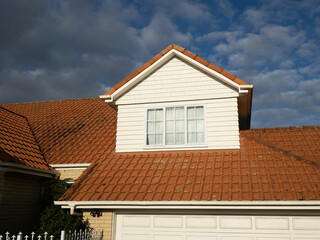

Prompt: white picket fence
[{"left": 0, "top": 230, "right": 103, "bottom": 240}]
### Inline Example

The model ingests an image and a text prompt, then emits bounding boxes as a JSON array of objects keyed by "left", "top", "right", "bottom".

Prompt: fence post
[{"left": 60, "top": 231, "right": 65, "bottom": 240}]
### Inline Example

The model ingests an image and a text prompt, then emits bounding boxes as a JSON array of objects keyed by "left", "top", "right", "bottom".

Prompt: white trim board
[{"left": 50, "top": 163, "right": 91, "bottom": 170}]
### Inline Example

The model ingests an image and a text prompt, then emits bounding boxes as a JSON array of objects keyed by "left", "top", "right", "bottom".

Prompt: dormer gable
[{"left": 100, "top": 44, "right": 253, "bottom": 153}]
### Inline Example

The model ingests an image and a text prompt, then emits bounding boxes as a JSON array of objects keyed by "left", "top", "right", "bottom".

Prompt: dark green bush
[{"left": 35, "top": 178, "right": 89, "bottom": 238}]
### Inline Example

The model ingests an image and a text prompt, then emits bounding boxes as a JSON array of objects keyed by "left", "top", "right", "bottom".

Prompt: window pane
[
  {"left": 176, "top": 120, "right": 184, "bottom": 132},
  {"left": 166, "top": 133, "right": 174, "bottom": 145},
  {"left": 155, "top": 134, "right": 163, "bottom": 144},
  {"left": 175, "top": 107, "right": 184, "bottom": 119},
  {"left": 195, "top": 106, "right": 204, "bottom": 119},
  {"left": 155, "top": 109, "right": 163, "bottom": 120},
  {"left": 176, "top": 133, "right": 184, "bottom": 144},
  {"left": 147, "top": 134, "right": 155, "bottom": 145},
  {"left": 155, "top": 121, "right": 163, "bottom": 133},
  {"left": 166, "top": 108, "right": 174, "bottom": 120},
  {"left": 197, "top": 120, "right": 204, "bottom": 132},
  {"left": 188, "top": 133, "right": 196, "bottom": 144},
  {"left": 187, "top": 119, "right": 196, "bottom": 132},
  {"left": 197, "top": 132, "right": 204, "bottom": 143},
  {"left": 166, "top": 120, "right": 174, "bottom": 132},
  {"left": 147, "top": 122, "right": 155, "bottom": 133},
  {"left": 147, "top": 109, "right": 155, "bottom": 121},
  {"left": 187, "top": 107, "right": 195, "bottom": 119}
]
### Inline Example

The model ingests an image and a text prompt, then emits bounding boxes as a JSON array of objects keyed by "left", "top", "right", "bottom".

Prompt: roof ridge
[
  {"left": 0, "top": 97, "right": 100, "bottom": 106},
  {"left": 243, "top": 133, "right": 320, "bottom": 169},
  {"left": 248, "top": 125, "right": 320, "bottom": 132}
]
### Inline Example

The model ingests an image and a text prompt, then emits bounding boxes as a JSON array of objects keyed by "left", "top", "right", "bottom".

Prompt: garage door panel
[
  {"left": 116, "top": 214, "right": 320, "bottom": 240},
  {"left": 220, "top": 216, "right": 252, "bottom": 229},
  {"left": 220, "top": 237, "right": 253, "bottom": 240},
  {"left": 255, "top": 217, "right": 290, "bottom": 230},
  {"left": 154, "top": 216, "right": 183, "bottom": 228},
  {"left": 292, "top": 217, "right": 320, "bottom": 230},
  {"left": 256, "top": 238, "right": 291, "bottom": 240},
  {"left": 187, "top": 235, "right": 218, "bottom": 240},
  {"left": 186, "top": 216, "right": 217, "bottom": 229},
  {"left": 154, "top": 235, "right": 183, "bottom": 240},
  {"left": 122, "top": 215, "right": 151, "bottom": 227},
  {"left": 122, "top": 234, "right": 151, "bottom": 240}
]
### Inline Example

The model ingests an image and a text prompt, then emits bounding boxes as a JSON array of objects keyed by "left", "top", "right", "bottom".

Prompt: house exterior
[
  {"left": 0, "top": 107, "right": 58, "bottom": 233},
  {"left": 1, "top": 44, "right": 320, "bottom": 239}
]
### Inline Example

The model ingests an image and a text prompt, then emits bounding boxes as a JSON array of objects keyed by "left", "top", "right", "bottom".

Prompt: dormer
[{"left": 100, "top": 44, "right": 253, "bottom": 152}]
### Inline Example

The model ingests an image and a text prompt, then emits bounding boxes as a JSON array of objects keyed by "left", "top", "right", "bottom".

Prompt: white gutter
[
  {"left": 0, "top": 162, "right": 60, "bottom": 178},
  {"left": 55, "top": 200, "right": 320, "bottom": 211},
  {"left": 50, "top": 163, "right": 91, "bottom": 170}
]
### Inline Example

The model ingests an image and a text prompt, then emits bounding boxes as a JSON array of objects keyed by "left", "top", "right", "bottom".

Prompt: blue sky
[{"left": 0, "top": 0, "right": 319, "bottom": 128}]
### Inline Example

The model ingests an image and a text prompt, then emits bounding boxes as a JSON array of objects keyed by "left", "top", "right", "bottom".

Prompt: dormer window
[{"left": 146, "top": 105, "right": 205, "bottom": 146}]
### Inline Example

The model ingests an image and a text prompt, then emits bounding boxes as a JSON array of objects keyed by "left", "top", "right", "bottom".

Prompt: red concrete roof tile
[
  {"left": 104, "top": 43, "right": 249, "bottom": 96},
  {"left": 60, "top": 125, "right": 320, "bottom": 202}
]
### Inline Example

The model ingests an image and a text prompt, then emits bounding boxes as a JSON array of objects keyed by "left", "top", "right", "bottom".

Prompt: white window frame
[{"left": 144, "top": 104, "right": 207, "bottom": 148}]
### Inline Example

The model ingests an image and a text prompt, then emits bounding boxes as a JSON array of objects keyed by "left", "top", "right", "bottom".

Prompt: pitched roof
[
  {"left": 0, "top": 107, "right": 51, "bottom": 170},
  {"left": 104, "top": 43, "right": 250, "bottom": 96},
  {"left": 60, "top": 126, "right": 320, "bottom": 202},
  {"left": 2, "top": 98, "right": 116, "bottom": 165}
]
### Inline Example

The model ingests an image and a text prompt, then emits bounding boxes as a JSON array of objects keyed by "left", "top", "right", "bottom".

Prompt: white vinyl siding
[
  {"left": 116, "top": 214, "right": 320, "bottom": 240},
  {"left": 115, "top": 57, "right": 238, "bottom": 105},
  {"left": 116, "top": 98, "right": 239, "bottom": 152}
]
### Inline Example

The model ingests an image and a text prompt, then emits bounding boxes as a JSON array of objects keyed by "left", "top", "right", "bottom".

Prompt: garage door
[{"left": 116, "top": 214, "right": 320, "bottom": 240}]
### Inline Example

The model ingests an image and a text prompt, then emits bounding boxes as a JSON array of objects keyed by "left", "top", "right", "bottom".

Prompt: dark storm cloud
[{"left": 0, "top": 0, "right": 149, "bottom": 103}]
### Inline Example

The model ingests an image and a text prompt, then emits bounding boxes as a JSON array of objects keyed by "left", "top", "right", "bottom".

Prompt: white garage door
[{"left": 116, "top": 214, "right": 320, "bottom": 240}]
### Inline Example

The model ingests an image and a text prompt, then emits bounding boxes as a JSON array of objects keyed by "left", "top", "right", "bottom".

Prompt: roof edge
[{"left": 0, "top": 162, "right": 60, "bottom": 178}]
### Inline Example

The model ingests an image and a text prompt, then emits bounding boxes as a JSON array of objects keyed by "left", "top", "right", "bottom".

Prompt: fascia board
[
  {"left": 0, "top": 162, "right": 59, "bottom": 178},
  {"left": 55, "top": 200, "right": 320, "bottom": 211},
  {"left": 108, "top": 49, "right": 248, "bottom": 103}
]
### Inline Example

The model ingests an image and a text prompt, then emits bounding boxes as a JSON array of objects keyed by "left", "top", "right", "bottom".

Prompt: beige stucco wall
[
  {"left": 58, "top": 169, "right": 86, "bottom": 181},
  {"left": 83, "top": 210, "right": 113, "bottom": 240}
]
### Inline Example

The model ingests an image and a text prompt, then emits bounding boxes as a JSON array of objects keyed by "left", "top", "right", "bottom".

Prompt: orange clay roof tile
[
  {"left": 1, "top": 98, "right": 117, "bottom": 165},
  {"left": 104, "top": 43, "right": 249, "bottom": 96},
  {"left": 60, "top": 125, "right": 320, "bottom": 201},
  {"left": 0, "top": 107, "right": 52, "bottom": 170}
]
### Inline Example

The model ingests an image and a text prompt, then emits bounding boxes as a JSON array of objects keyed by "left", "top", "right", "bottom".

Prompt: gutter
[
  {"left": 0, "top": 162, "right": 60, "bottom": 178},
  {"left": 55, "top": 200, "right": 320, "bottom": 213}
]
